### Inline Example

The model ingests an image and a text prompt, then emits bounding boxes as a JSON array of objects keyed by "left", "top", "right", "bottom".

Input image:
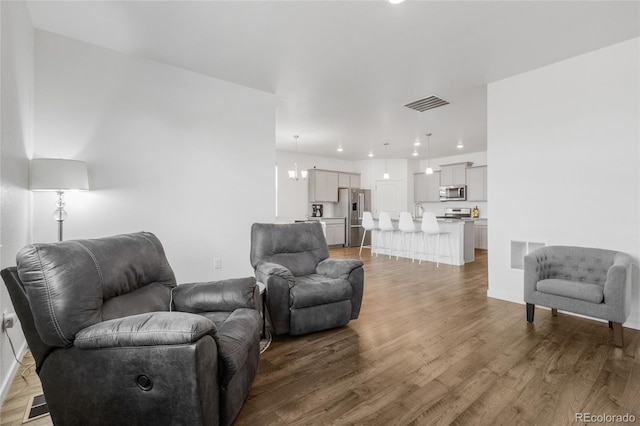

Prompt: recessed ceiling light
[
  {"left": 456, "top": 141, "right": 464, "bottom": 149},
  {"left": 337, "top": 146, "right": 344, "bottom": 152},
  {"left": 412, "top": 151, "right": 419, "bottom": 156},
  {"left": 368, "top": 151, "right": 374, "bottom": 157},
  {"left": 414, "top": 141, "right": 421, "bottom": 146},
  {"left": 389, "top": 0, "right": 405, "bottom": 4}
]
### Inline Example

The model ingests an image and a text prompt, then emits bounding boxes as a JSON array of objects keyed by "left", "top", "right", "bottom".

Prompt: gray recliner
[
  {"left": 524, "top": 245, "right": 632, "bottom": 347},
  {"left": 1, "top": 232, "right": 261, "bottom": 426},
  {"left": 250, "top": 222, "right": 364, "bottom": 335}
]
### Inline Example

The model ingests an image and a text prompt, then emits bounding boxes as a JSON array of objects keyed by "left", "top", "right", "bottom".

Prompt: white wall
[
  {"left": 0, "top": 0, "right": 34, "bottom": 404},
  {"left": 33, "top": 31, "right": 276, "bottom": 283},
  {"left": 355, "top": 158, "right": 409, "bottom": 218},
  {"left": 487, "top": 38, "right": 640, "bottom": 329}
]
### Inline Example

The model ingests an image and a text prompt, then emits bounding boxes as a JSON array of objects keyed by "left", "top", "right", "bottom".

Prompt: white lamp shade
[{"left": 30, "top": 159, "right": 89, "bottom": 191}]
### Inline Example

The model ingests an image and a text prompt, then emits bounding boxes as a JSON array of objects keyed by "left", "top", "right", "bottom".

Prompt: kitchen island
[{"left": 371, "top": 218, "right": 475, "bottom": 265}]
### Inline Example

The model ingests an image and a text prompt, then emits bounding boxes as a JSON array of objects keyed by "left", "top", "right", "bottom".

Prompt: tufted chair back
[
  {"left": 527, "top": 245, "right": 619, "bottom": 287},
  {"left": 250, "top": 222, "right": 329, "bottom": 277},
  {"left": 16, "top": 232, "right": 176, "bottom": 347}
]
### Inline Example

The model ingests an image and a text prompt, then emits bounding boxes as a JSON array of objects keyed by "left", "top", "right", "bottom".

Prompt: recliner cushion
[
  {"left": 537, "top": 279, "right": 604, "bottom": 304},
  {"left": 102, "top": 283, "right": 171, "bottom": 321},
  {"left": 290, "top": 275, "right": 352, "bottom": 309}
]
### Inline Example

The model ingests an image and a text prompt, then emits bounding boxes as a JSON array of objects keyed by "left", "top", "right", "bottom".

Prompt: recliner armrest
[
  {"left": 254, "top": 262, "right": 295, "bottom": 335},
  {"left": 255, "top": 262, "right": 295, "bottom": 288},
  {"left": 74, "top": 312, "right": 216, "bottom": 349},
  {"left": 316, "top": 258, "right": 364, "bottom": 279},
  {"left": 173, "top": 277, "right": 257, "bottom": 313}
]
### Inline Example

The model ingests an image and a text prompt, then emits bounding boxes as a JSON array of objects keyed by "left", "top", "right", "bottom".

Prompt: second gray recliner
[{"left": 250, "top": 222, "right": 364, "bottom": 335}]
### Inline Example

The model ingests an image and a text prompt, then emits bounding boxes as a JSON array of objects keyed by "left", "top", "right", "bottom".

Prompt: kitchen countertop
[
  {"left": 377, "top": 217, "right": 474, "bottom": 223},
  {"left": 303, "top": 216, "right": 346, "bottom": 219}
]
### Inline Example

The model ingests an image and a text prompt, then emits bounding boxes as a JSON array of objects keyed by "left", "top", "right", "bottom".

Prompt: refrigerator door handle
[{"left": 358, "top": 192, "right": 365, "bottom": 219}]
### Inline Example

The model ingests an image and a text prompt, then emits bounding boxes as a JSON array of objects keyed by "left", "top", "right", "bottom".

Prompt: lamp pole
[{"left": 53, "top": 191, "right": 68, "bottom": 242}]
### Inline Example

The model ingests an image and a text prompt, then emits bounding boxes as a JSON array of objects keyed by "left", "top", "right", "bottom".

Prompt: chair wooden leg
[
  {"left": 612, "top": 322, "right": 624, "bottom": 347},
  {"left": 526, "top": 303, "right": 535, "bottom": 323},
  {"left": 359, "top": 230, "right": 367, "bottom": 258},
  {"left": 551, "top": 308, "right": 557, "bottom": 317},
  {"left": 609, "top": 321, "right": 613, "bottom": 329}
]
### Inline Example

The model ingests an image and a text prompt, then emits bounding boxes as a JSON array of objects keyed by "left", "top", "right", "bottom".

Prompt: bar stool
[
  {"left": 418, "top": 212, "right": 451, "bottom": 267},
  {"left": 377, "top": 212, "right": 395, "bottom": 259},
  {"left": 396, "top": 212, "right": 420, "bottom": 261},
  {"left": 359, "top": 212, "right": 379, "bottom": 257}
]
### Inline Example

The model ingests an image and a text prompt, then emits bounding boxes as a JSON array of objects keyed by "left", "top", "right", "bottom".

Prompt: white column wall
[
  {"left": 487, "top": 38, "right": 640, "bottom": 329},
  {"left": 0, "top": 0, "right": 34, "bottom": 404}
]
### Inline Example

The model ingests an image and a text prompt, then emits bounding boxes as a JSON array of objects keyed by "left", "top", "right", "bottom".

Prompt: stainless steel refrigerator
[{"left": 336, "top": 188, "right": 371, "bottom": 248}]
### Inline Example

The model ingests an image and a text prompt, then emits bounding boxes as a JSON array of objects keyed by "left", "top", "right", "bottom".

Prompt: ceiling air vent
[{"left": 404, "top": 94, "right": 449, "bottom": 112}]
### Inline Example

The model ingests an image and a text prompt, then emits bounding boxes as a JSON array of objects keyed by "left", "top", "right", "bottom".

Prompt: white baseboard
[{"left": 0, "top": 341, "right": 28, "bottom": 407}]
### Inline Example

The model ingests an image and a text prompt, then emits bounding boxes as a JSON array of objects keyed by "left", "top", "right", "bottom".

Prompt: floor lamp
[{"left": 30, "top": 159, "right": 89, "bottom": 242}]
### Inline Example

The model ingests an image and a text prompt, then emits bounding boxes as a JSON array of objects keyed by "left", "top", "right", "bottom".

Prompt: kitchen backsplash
[{"left": 417, "top": 201, "right": 488, "bottom": 218}]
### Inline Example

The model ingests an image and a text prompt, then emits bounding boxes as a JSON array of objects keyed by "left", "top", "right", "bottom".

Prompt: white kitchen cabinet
[
  {"left": 338, "top": 173, "right": 350, "bottom": 188},
  {"left": 338, "top": 172, "right": 361, "bottom": 188},
  {"left": 414, "top": 171, "right": 441, "bottom": 202},
  {"left": 308, "top": 170, "right": 339, "bottom": 202},
  {"left": 349, "top": 174, "right": 361, "bottom": 189},
  {"left": 466, "top": 166, "right": 487, "bottom": 201},
  {"left": 474, "top": 219, "right": 488, "bottom": 250},
  {"left": 322, "top": 218, "right": 346, "bottom": 246},
  {"left": 440, "top": 162, "right": 471, "bottom": 186}
]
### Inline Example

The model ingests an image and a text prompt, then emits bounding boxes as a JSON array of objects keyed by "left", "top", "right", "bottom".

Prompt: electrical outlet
[
  {"left": 2, "top": 310, "right": 16, "bottom": 332},
  {"left": 213, "top": 257, "right": 222, "bottom": 269}
]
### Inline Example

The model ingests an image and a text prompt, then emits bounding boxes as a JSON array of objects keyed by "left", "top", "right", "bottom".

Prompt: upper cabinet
[
  {"left": 349, "top": 174, "right": 361, "bottom": 189},
  {"left": 440, "top": 162, "right": 472, "bottom": 186},
  {"left": 414, "top": 171, "right": 441, "bottom": 202},
  {"left": 308, "top": 170, "right": 339, "bottom": 202},
  {"left": 466, "top": 166, "right": 487, "bottom": 201},
  {"left": 338, "top": 172, "right": 361, "bottom": 189}
]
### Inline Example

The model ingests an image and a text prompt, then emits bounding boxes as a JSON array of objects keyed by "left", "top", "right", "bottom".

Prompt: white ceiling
[{"left": 26, "top": 1, "right": 640, "bottom": 161}]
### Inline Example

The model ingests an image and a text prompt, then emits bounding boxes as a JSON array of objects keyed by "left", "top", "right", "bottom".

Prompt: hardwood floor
[
  {"left": 235, "top": 248, "right": 640, "bottom": 425},
  {"left": 2, "top": 248, "right": 638, "bottom": 425},
  {"left": 1, "top": 351, "right": 49, "bottom": 426}
]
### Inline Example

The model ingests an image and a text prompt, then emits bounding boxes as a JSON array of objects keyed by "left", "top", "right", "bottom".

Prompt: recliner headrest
[{"left": 16, "top": 231, "right": 176, "bottom": 347}]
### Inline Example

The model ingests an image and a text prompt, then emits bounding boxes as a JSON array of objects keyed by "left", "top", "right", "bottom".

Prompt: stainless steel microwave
[{"left": 439, "top": 185, "right": 466, "bottom": 201}]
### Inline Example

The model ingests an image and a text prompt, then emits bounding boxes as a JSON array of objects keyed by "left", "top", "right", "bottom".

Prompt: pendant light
[
  {"left": 383, "top": 143, "right": 390, "bottom": 180},
  {"left": 425, "top": 133, "right": 434, "bottom": 175},
  {"left": 288, "top": 135, "right": 307, "bottom": 180}
]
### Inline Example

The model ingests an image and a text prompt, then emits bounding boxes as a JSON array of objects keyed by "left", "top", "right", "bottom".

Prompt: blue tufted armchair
[{"left": 524, "top": 245, "right": 632, "bottom": 347}]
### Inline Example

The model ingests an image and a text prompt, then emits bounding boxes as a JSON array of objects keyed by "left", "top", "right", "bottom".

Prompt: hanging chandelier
[{"left": 288, "top": 135, "right": 308, "bottom": 180}]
